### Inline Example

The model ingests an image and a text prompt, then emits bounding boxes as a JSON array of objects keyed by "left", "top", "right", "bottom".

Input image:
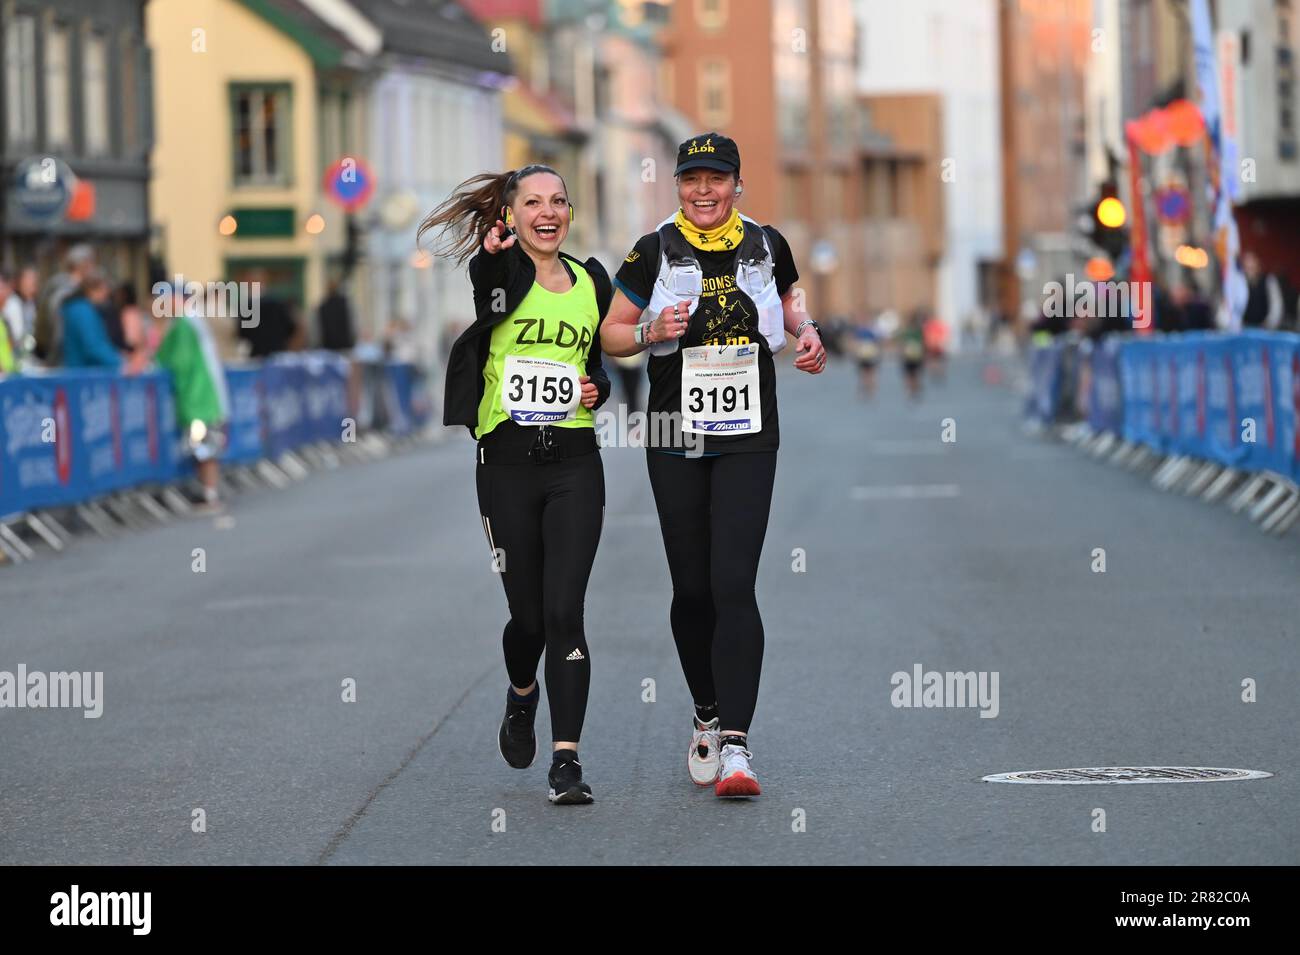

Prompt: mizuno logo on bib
[
  {"left": 680, "top": 344, "right": 761, "bottom": 434},
  {"left": 502, "top": 355, "right": 581, "bottom": 424}
]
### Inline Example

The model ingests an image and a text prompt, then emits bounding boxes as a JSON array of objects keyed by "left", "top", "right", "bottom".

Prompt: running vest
[
  {"left": 645, "top": 213, "right": 786, "bottom": 357},
  {"left": 475, "top": 261, "right": 599, "bottom": 440}
]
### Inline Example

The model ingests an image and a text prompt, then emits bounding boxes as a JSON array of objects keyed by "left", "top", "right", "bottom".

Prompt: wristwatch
[{"left": 795, "top": 319, "right": 821, "bottom": 338}]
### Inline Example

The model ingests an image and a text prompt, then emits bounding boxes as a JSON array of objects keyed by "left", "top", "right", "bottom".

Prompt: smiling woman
[
  {"left": 600, "top": 132, "right": 827, "bottom": 800},
  {"left": 419, "top": 166, "right": 613, "bottom": 807}
]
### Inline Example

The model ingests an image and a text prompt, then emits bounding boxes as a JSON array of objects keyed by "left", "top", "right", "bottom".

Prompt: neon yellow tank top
[{"left": 475, "top": 260, "right": 599, "bottom": 440}]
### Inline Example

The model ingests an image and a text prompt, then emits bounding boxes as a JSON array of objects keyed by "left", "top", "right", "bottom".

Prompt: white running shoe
[
  {"left": 715, "top": 742, "right": 761, "bottom": 798},
  {"left": 687, "top": 715, "right": 722, "bottom": 786}
]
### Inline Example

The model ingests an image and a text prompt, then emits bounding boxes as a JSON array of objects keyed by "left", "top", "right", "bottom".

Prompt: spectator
[
  {"left": 97, "top": 280, "right": 142, "bottom": 353},
  {"left": 0, "top": 272, "right": 16, "bottom": 374},
  {"left": 237, "top": 269, "right": 297, "bottom": 357},
  {"left": 153, "top": 282, "right": 230, "bottom": 512},
  {"left": 2, "top": 266, "right": 37, "bottom": 363},
  {"left": 62, "top": 270, "right": 144, "bottom": 372},
  {"left": 35, "top": 243, "right": 96, "bottom": 363},
  {"left": 0, "top": 274, "right": 14, "bottom": 375},
  {"left": 1241, "top": 252, "right": 1284, "bottom": 329},
  {"left": 113, "top": 282, "right": 150, "bottom": 357},
  {"left": 316, "top": 277, "right": 356, "bottom": 352},
  {"left": 1172, "top": 282, "right": 1215, "bottom": 331},
  {"left": 383, "top": 317, "right": 418, "bottom": 364}
]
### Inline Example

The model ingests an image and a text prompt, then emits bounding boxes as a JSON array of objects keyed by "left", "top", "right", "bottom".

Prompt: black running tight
[
  {"left": 645, "top": 449, "right": 777, "bottom": 734},
  {"left": 476, "top": 451, "right": 604, "bottom": 742}
]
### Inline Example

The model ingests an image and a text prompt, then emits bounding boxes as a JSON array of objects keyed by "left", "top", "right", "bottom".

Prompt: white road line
[
  {"left": 868, "top": 439, "right": 950, "bottom": 456},
  {"left": 850, "top": 484, "right": 961, "bottom": 501}
]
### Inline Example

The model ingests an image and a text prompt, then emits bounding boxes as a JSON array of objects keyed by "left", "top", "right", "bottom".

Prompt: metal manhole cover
[{"left": 983, "top": 767, "right": 1273, "bottom": 784}]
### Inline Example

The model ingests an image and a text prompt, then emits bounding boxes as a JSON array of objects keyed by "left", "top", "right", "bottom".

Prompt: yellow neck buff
[{"left": 674, "top": 206, "right": 744, "bottom": 252}]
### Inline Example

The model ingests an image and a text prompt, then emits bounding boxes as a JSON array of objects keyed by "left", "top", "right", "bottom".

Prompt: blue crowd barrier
[
  {"left": 1086, "top": 336, "right": 1124, "bottom": 435},
  {"left": 1051, "top": 330, "right": 1300, "bottom": 483},
  {"left": 0, "top": 354, "right": 429, "bottom": 517}
]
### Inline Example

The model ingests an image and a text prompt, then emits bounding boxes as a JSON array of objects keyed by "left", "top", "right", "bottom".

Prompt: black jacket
[{"left": 443, "top": 242, "right": 613, "bottom": 434}]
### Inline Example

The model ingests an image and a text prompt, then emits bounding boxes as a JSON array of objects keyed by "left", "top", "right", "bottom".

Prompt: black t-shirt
[{"left": 613, "top": 224, "right": 798, "bottom": 454}]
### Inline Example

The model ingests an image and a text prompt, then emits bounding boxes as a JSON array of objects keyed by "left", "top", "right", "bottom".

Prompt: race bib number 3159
[
  {"left": 680, "top": 344, "right": 761, "bottom": 434},
  {"left": 503, "top": 355, "right": 581, "bottom": 424}
]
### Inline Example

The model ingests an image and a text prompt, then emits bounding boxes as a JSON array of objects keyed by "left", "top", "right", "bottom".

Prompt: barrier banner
[
  {"left": 1088, "top": 335, "right": 1124, "bottom": 434},
  {"left": 1278, "top": 336, "right": 1300, "bottom": 484},
  {"left": 1120, "top": 338, "right": 1162, "bottom": 449},
  {"left": 1231, "top": 332, "right": 1278, "bottom": 474},
  {"left": 223, "top": 368, "right": 264, "bottom": 465},
  {"left": 1172, "top": 334, "right": 1207, "bottom": 458},
  {"left": 76, "top": 372, "right": 124, "bottom": 498},
  {"left": 261, "top": 359, "right": 307, "bottom": 457},
  {"left": 117, "top": 374, "right": 164, "bottom": 487},
  {"left": 0, "top": 356, "right": 429, "bottom": 516},
  {"left": 301, "top": 353, "right": 350, "bottom": 444},
  {"left": 1201, "top": 336, "right": 1246, "bottom": 467},
  {"left": 0, "top": 374, "right": 77, "bottom": 514}
]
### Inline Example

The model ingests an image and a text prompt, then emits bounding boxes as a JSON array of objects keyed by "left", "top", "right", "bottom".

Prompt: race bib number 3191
[
  {"left": 503, "top": 355, "right": 581, "bottom": 424},
  {"left": 680, "top": 344, "right": 761, "bottom": 434}
]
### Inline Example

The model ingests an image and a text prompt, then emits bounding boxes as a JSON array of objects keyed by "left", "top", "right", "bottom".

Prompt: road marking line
[{"left": 850, "top": 484, "right": 961, "bottom": 500}]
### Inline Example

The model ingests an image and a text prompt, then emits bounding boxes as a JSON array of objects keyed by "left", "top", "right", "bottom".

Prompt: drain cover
[{"left": 983, "top": 766, "right": 1273, "bottom": 784}]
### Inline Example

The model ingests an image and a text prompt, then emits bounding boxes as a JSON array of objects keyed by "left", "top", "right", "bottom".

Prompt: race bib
[
  {"left": 502, "top": 355, "right": 581, "bottom": 424},
  {"left": 680, "top": 344, "right": 761, "bottom": 435}
]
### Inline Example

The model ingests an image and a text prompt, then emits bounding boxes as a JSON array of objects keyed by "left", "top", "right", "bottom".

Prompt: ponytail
[
  {"left": 418, "top": 164, "right": 568, "bottom": 265},
  {"left": 417, "top": 171, "right": 511, "bottom": 266}
]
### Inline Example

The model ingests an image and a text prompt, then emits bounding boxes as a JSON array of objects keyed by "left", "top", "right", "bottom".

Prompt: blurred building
[
  {"left": 857, "top": 0, "right": 1002, "bottom": 340},
  {"left": 354, "top": 0, "right": 506, "bottom": 369},
  {"left": 147, "top": 0, "right": 378, "bottom": 358},
  {"left": 1084, "top": 0, "right": 1300, "bottom": 302},
  {"left": 659, "top": 0, "right": 876, "bottom": 323},
  {"left": 1218, "top": 0, "right": 1300, "bottom": 289},
  {"left": 857, "top": 94, "right": 945, "bottom": 322},
  {"left": 1, "top": 0, "right": 154, "bottom": 289},
  {"left": 999, "top": 0, "right": 1092, "bottom": 325},
  {"left": 460, "top": 0, "right": 685, "bottom": 267}
]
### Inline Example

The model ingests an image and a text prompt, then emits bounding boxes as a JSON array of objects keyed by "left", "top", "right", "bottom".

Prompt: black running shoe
[
  {"left": 548, "top": 753, "right": 594, "bottom": 805},
  {"left": 498, "top": 688, "right": 538, "bottom": 769}
]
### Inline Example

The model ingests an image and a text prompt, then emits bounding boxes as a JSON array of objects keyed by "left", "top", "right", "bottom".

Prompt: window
[
  {"left": 83, "top": 32, "right": 110, "bottom": 155},
  {"left": 231, "top": 86, "right": 292, "bottom": 186},
  {"left": 4, "top": 14, "right": 37, "bottom": 144},
  {"left": 120, "top": 34, "right": 139, "bottom": 155},
  {"left": 695, "top": 0, "right": 727, "bottom": 30},
  {"left": 698, "top": 59, "right": 730, "bottom": 127},
  {"left": 45, "top": 22, "right": 71, "bottom": 148}
]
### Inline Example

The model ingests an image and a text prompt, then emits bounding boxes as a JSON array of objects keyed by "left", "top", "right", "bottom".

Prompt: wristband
[{"left": 635, "top": 321, "right": 649, "bottom": 346}]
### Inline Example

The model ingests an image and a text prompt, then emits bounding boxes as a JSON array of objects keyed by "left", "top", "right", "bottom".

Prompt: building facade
[
  {"left": 856, "top": 0, "right": 1002, "bottom": 337},
  {"left": 147, "top": 0, "right": 377, "bottom": 358},
  {"left": 356, "top": 0, "right": 505, "bottom": 373},
  {"left": 2, "top": 0, "right": 154, "bottom": 288}
]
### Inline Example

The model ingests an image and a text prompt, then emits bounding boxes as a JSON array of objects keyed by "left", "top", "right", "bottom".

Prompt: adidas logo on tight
[{"left": 565, "top": 648, "right": 585, "bottom": 661}]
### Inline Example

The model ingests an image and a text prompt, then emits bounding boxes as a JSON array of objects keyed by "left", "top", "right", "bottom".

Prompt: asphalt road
[{"left": 2, "top": 354, "right": 1297, "bottom": 865}]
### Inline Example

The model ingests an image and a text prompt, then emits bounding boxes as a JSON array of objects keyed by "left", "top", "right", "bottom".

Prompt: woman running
[
  {"left": 601, "top": 133, "right": 826, "bottom": 798},
  {"left": 422, "top": 165, "right": 612, "bottom": 805}
]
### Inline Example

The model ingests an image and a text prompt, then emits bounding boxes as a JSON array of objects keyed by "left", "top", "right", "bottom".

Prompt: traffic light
[{"left": 1090, "top": 180, "right": 1129, "bottom": 261}]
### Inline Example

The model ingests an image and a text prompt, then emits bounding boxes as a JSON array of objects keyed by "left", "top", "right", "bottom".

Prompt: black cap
[{"left": 674, "top": 133, "right": 740, "bottom": 176}]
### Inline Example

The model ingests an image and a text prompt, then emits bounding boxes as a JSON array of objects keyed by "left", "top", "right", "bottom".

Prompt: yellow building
[{"left": 147, "top": 0, "right": 376, "bottom": 356}]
